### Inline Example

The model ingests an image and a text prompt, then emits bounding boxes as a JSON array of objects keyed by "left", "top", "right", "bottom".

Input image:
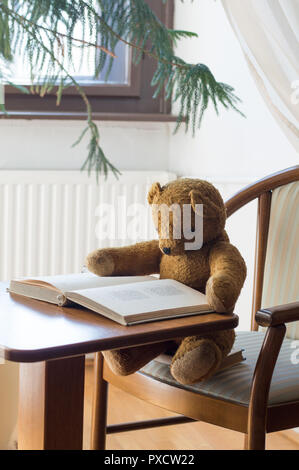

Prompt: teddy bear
[{"left": 86, "top": 178, "right": 246, "bottom": 385}]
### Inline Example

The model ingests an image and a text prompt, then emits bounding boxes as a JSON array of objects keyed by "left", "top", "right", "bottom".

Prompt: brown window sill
[{"left": 0, "top": 111, "right": 179, "bottom": 122}]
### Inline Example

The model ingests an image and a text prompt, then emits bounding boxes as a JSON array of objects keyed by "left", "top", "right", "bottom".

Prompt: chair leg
[
  {"left": 243, "top": 432, "right": 265, "bottom": 450},
  {"left": 247, "top": 325, "right": 285, "bottom": 451},
  {"left": 91, "top": 352, "right": 108, "bottom": 450},
  {"left": 247, "top": 424, "right": 266, "bottom": 450}
]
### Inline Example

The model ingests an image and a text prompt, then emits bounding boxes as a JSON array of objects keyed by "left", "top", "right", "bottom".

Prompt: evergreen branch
[
  {"left": 16, "top": 10, "right": 116, "bottom": 59},
  {"left": 79, "top": 0, "right": 244, "bottom": 134},
  {"left": 79, "top": 0, "right": 193, "bottom": 69}
]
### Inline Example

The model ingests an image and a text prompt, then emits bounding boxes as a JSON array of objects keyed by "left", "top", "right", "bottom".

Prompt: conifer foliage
[{"left": 0, "top": 0, "right": 242, "bottom": 176}]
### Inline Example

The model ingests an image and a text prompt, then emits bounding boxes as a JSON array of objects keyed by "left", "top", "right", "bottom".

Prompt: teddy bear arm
[
  {"left": 206, "top": 241, "right": 247, "bottom": 313},
  {"left": 86, "top": 239, "right": 162, "bottom": 276}
]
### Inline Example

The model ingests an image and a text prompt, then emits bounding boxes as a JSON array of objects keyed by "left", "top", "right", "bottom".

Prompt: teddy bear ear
[{"left": 148, "top": 182, "right": 162, "bottom": 204}]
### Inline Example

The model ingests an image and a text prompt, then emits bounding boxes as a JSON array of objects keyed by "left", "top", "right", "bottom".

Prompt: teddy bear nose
[{"left": 163, "top": 247, "right": 171, "bottom": 255}]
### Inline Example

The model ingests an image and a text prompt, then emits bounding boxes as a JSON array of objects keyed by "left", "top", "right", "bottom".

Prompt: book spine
[{"left": 57, "top": 294, "right": 67, "bottom": 307}]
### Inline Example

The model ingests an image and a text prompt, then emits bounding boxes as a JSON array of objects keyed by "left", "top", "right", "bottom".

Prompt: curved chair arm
[
  {"left": 255, "top": 302, "right": 299, "bottom": 327},
  {"left": 248, "top": 301, "right": 299, "bottom": 448}
]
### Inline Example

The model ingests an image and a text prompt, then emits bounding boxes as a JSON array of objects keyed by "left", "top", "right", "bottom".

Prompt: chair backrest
[
  {"left": 225, "top": 166, "right": 299, "bottom": 336},
  {"left": 261, "top": 181, "right": 299, "bottom": 338}
]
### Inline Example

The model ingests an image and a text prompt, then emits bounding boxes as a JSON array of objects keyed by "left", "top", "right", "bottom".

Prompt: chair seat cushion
[{"left": 140, "top": 331, "right": 299, "bottom": 406}]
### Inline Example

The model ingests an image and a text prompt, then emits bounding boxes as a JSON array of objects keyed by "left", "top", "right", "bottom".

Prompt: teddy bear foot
[{"left": 170, "top": 339, "right": 222, "bottom": 385}]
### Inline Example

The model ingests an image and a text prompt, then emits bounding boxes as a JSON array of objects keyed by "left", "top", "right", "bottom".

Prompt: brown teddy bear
[{"left": 86, "top": 178, "right": 246, "bottom": 385}]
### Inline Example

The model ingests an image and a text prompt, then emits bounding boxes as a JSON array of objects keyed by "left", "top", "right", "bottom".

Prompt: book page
[
  {"left": 70, "top": 279, "right": 210, "bottom": 318},
  {"left": 16, "top": 272, "right": 155, "bottom": 293}
]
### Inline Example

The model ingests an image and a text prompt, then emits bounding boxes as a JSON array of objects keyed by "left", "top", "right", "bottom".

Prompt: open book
[{"left": 8, "top": 273, "right": 214, "bottom": 326}]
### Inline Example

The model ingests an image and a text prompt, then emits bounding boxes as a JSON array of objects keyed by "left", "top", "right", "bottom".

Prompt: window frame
[{"left": 3, "top": 0, "right": 175, "bottom": 121}]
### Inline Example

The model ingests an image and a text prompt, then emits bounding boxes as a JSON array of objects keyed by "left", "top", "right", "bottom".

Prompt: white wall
[
  {"left": 0, "top": 120, "right": 170, "bottom": 171},
  {"left": 170, "top": 0, "right": 298, "bottom": 179}
]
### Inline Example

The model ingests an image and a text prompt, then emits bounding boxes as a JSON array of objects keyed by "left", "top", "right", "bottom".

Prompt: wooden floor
[{"left": 83, "top": 363, "right": 299, "bottom": 450}]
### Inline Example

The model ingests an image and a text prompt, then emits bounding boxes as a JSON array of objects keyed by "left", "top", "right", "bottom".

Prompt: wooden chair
[{"left": 91, "top": 166, "right": 299, "bottom": 451}]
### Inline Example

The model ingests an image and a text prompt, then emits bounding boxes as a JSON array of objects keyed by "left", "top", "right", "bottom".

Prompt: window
[
  {"left": 4, "top": 1, "right": 175, "bottom": 121},
  {"left": 12, "top": 34, "right": 130, "bottom": 87}
]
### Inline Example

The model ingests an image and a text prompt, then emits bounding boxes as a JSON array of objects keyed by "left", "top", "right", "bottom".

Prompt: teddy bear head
[{"left": 148, "top": 178, "right": 226, "bottom": 256}]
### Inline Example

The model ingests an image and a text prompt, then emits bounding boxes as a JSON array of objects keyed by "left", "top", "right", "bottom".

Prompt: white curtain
[{"left": 221, "top": 0, "right": 299, "bottom": 152}]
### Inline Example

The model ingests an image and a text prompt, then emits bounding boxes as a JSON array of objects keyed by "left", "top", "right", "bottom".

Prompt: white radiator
[{"left": 0, "top": 170, "right": 175, "bottom": 281}]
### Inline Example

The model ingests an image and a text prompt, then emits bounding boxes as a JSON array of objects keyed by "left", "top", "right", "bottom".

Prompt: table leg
[
  {"left": 91, "top": 352, "right": 108, "bottom": 450},
  {"left": 18, "top": 355, "right": 85, "bottom": 450}
]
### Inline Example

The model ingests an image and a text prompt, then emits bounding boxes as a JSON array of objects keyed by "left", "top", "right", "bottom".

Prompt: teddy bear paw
[
  {"left": 170, "top": 339, "right": 222, "bottom": 385},
  {"left": 206, "top": 275, "right": 235, "bottom": 313},
  {"left": 86, "top": 249, "right": 115, "bottom": 276}
]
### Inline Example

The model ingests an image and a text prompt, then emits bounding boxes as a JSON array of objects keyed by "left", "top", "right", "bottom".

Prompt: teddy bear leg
[
  {"left": 103, "top": 341, "right": 170, "bottom": 376},
  {"left": 170, "top": 329, "right": 235, "bottom": 385},
  {"left": 170, "top": 337, "right": 222, "bottom": 385}
]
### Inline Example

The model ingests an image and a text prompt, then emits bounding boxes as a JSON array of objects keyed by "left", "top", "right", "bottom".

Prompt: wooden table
[{"left": 0, "top": 284, "right": 238, "bottom": 450}]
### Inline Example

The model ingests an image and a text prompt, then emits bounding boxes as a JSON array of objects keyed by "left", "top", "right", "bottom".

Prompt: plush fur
[{"left": 86, "top": 178, "right": 246, "bottom": 385}]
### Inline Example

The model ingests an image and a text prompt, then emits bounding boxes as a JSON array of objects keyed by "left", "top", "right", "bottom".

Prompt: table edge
[{"left": 2, "top": 314, "right": 239, "bottom": 363}]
